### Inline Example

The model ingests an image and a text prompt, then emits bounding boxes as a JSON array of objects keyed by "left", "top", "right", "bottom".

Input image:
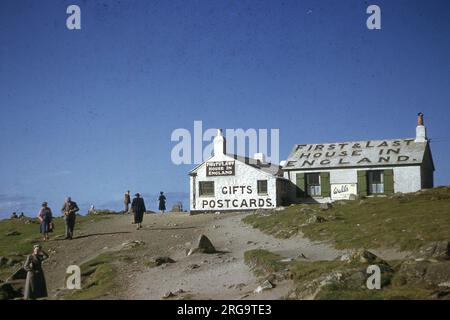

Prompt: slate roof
[{"left": 284, "top": 138, "right": 430, "bottom": 170}]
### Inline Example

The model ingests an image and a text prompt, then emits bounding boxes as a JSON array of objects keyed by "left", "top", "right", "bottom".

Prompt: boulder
[
  {"left": 340, "top": 250, "right": 389, "bottom": 266},
  {"left": 8, "top": 267, "right": 27, "bottom": 281},
  {"left": 416, "top": 241, "right": 449, "bottom": 260},
  {"left": 254, "top": 280, "right": 274, "bottom": 293},
  {"left": 306, "top": 215, "right": 327, "bottom": 224},
  {"left": 319, "top": 203, "right": 332, "bottom": 211},
  {"left": 188, "top": 235, "right": 216, "bottom": 255},
  {"left": 0, "top": 283, "right": 22, "bottom": 300},
  {"left": 154, "top": 256, "right": 175, "bottom": 266},
  {"left": 395, "top": 260, "right": 450, "bottom": 287},
  {"left": 171, "top": 202, "right": 183, "bottom": 212},
  {"left": 5, "top": 231, "right": 21, "bottom": 237}
]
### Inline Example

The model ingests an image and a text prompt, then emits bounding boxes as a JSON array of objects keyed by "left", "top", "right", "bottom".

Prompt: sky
[{"left": 0, "top": 0, "right": 449, "bottom": 218}]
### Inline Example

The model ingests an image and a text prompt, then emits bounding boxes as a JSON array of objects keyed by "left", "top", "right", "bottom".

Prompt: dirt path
[
  {"left": 42, "top": 211, "right": 344, "bottom": 300},
  {"left": 125, "top": 213, "right": 344, "bottom": 300}
]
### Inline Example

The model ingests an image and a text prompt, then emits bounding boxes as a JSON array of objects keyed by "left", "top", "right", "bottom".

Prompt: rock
[
  {"left": 348, "top": 194, "right": 359, "bottom": 201},
  {"left": 306, "top": 215, "right": 327, "bottom": 224},
  {"left": 0, "top": 283, "right": 22, "bottom": 300},
  {"left": 254, "top": 280, "right": 274, "bottom": 293},
  {"left": 319, "top": 203, "right": 332, "bottom": 211},
  {"left": 188, "top": 235, "right": 216, "bottom": 255},
  {"left": 187, "top": 264, "right": 200, "bottom": 270},
  {"left": 299, "top": 207, "right": 314, "bottom": 214},
  {"left": 340, "top": 250, "right": 388, "bottom": 266},
  {"left": 121, "top": 240, "right": 145, "bottom": 249},
  {"left": 0, "top": 257, "right": 7, "bottom": 267},
  {"left": 171, "top": 202, "right": 183, "bottom": 212},
  {"left": 416, "top": 241, "right": 450, "bottom": 260},
  {"left": 154, "top": 256, "right": 175, "bottom": 266},
  {"left": 7, "top": 267, "right": 27, "bottom": 281},
  {"left": 275, "top": 206, "right": 285, "bottom": 211},
  {"left": 163, "top": 291, "right": 176, "bottom": 299},
  {"left": 5, "top": 231, "right": 21, "bottom": 236}
]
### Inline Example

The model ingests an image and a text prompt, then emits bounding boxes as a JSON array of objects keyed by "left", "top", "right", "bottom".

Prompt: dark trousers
[{"left": 65, "top": 215, "right": 76, "bottom": 239}]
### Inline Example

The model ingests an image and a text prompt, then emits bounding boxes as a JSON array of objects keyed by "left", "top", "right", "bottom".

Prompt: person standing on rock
[
  {"left": 37, "top": 202, "right": 53, "bottom": 241},
  {"left": 158, "top": 191, "right": 166, "bottom": 213},
  {"left": 124, "top": 190, "right": 131, "bottom": 213},
  {"left": 131, "top": 193, "right": 146, "bottom": 230},
  {"left": 61, "top": 197, "right": 79, "bottom": 240},
  {"left": 23, "top": 244, "right": 49, "bottom": 300}
]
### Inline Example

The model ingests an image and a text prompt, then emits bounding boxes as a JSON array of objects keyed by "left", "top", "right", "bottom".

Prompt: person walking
[
  {"left": 131, "top": 193, "right": 146, "bottom": 230},
  {"left": 158, "top": 191, "right": 166, "bottom": 213},
  {"left": 61, "top": 197, "right": 79, "bottom": 240},
  {"left": 37, "top": 202, "right": 53, "bottom": 241},
  {"left": 124, "top": 190, "right": 131, "bottom": 213},
  {"left": 23, "top": 244, "right": 49, "bottom": 300}
]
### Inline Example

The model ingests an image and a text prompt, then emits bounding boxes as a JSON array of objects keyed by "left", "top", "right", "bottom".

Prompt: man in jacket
[{"left": 61, "top": 197, "right": 79, "bottom": 240}]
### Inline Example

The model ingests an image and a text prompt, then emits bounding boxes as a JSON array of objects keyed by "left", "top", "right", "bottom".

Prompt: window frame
[
  {"left": 367, "top": 170, "right": 384, "bottom": 194},
  {"left": 198, "top": 181, "right": 215, "bottom": 197},
  {"left": 257, "top": 180, "right": 268, "bottom": 195},
  {"left": 306, "top": 173, "right": 321, "bottom": 197}
]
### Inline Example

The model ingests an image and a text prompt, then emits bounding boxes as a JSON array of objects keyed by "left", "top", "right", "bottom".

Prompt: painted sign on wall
[
  {"left": 206, "top": 161, "right": 235, "bottom": 176},
  {"left": 331, "top": 183, "right": 357, "bottom": 200}
]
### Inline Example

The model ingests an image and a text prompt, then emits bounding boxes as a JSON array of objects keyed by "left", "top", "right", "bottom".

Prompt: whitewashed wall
[
  {"left": 283, "top": 165, "right": 423, "bottom": 203},
  {"left": 190, "top": 153, "right": 278, "bottom": 211}
]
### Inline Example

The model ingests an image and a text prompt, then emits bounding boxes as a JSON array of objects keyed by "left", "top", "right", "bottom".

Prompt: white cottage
[
  {"left": 189, "top": 130, "right": 289, "bottom": 212},
  {"left": 282, "top": 114, "right": 434, "bottom": 203}
]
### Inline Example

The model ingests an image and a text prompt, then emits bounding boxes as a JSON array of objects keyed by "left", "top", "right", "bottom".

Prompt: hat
[{"left": 135, "top": 193, "right": 140, "bottom": 197}]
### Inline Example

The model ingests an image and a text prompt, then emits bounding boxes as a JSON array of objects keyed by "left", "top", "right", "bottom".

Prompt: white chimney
[
  {"left": 213, "top": 129, "right": 226, "bottom": 156},
  {"left": 254, "top": 153, "right": 265, "bottom": 163},
  {"left": 415, "top": 112, "right": 427, "bottom": 143}
]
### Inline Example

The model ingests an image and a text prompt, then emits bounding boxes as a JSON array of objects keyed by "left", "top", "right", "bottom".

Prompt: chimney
[
  {"left": 254, "top": 153, "right": 265, "bottom": 164},
  {"left": 415, "top": 112, "right": 427, "bottom": 143},
  {"left": 213, "top": 129, "right": 226, "bottom": 156}
]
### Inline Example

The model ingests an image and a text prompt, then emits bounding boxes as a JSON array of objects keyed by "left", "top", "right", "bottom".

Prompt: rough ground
[{"left": 41, "top": 212, "right": 346, "bottom": 300}]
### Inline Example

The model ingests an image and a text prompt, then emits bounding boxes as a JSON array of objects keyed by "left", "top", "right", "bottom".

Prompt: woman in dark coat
[
  {"left": 23, "top": 245, "right": 49, "bottom": 300},
  {"left": 37, "top": 202, "right": 53, "bottom": 241},
  {"left": 158, "top": 192, "right": 166, "bottom": 213},
  {"left": 131, "top": 193, "right": 146, "bottom": 230}
]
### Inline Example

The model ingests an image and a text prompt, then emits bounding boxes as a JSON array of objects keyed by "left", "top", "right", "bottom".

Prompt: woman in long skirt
[
  {"left": 131, "top": 193, "right": 146, "bottom": 230},
  {"left": 158, "top": 192, "right": 166, "bottom": 213},
  {"left": 37, "top": 202, "right": 53, "bottom": 241},
  {"left": 23, "top": 244, "right": 49, "bottom": 300}
]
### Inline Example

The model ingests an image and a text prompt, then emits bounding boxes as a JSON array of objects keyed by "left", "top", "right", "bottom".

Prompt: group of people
[
  {"left": 124, "top": 191, "right": 167, "bottom": 230},
  {"left": 9, "top": 212, "right": 25, "bottom": 219},
  {"left": 34, "top": 197, "right": 80, "bottom": 242},
  {"left": 18, "top": 191, "right": 169, "bottom": 299}
]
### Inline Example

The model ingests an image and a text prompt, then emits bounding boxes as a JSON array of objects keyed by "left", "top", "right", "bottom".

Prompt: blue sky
[{"left": 1, "top": 0, "right": 449, "bottom": 218}]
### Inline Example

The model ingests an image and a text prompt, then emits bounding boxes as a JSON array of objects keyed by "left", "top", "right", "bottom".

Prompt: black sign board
[{"left": 206, "top": 161, "right": 235, "bottom": 177}]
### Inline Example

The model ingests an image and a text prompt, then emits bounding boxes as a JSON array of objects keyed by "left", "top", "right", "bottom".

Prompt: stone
[
  {"left": 5, "top": 231, "right": 21, "bottom": 237},
  {"left": 319, "top": 203, "right": 332, "bottom": 211},
  {"left": 306, "top": 215, "right": 327, "bottom": 224},
  {"left": 154, "top": 256, "right": 175, "bottom": 266},
  {"left": 275, "top": 206, "right": 285, "bottom": 211},
  {"left": 163, "top": 291, "right": 176, "bottom": 299},
  {"left": 0, "top": 283, "right": 22, "bottom": 300},
  {"left": 416, "top": 241, "right": 449, "bottom": 260},
  {"left": 254, "top": 280, "right": 274, "bottom": 293},
  {"left": 0, "top": 257, "right": 6, "bottom": 267},
  {"left": 188, "top": 235, "right": 216, "bottom": 255},
  {"left": 171, "top": 202, "right": 183, "bottom": 212},
  {"left": 7, "top": 267, "right": 27, "bottom": 281},
  {"left": 348, "top": 194, "right": 359, "bottom": 201}
]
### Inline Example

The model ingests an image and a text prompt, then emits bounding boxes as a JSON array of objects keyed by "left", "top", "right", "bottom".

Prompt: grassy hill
[
  {"left": 243, "top": 187, "right": 450, "bottom": 299},
  {"left": 243, "top": 186, "right": 450, "bottom": 251}
]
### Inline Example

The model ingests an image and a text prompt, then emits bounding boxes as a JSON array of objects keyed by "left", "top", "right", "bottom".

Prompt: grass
[
  {"left": 63, "top": 252, "right": 122, "bottom": 300},
  {"left": 0, "top": 215, "right": 111, "bottom": 282},
  {"left": 243, "top": 186, "right": 450, "bottom": 251},
  {"left": 244, "top": 249, "right": 439, "bottom": 300}
]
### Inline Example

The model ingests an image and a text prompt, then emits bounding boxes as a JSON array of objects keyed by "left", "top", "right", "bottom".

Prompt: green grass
[
  {"left": 243, "top": 187, "right": 450, "bottom": 251},
  {"left": 63, "top": 252, "right": 121, "bottom": 300},
  {"left": 0, "top": 215, "right": 111, "bottom": 282},
  {"left": 244, "top": 249, "right": 440, "bottom": 300}
]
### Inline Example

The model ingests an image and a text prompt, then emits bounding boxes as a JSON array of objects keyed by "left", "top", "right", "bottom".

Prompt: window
[
  {"left": 199, "top": 181, "right": 214, "bottom": 196},
  {"left": 257, "top": 180, "right": 268, "bottom": 195},
  {"left": 368, "top": 170, "right": 384, "bottom": 194},
  {"left": 306, "top": 173, "right": 321, "bottom": 196}
]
